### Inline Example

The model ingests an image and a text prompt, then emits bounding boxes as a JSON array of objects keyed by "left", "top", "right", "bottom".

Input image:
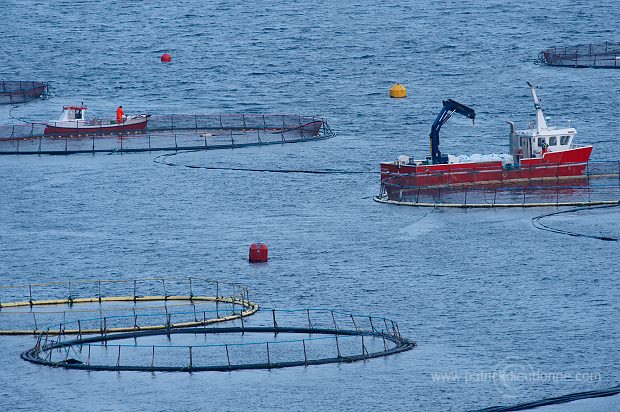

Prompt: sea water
[{"left": 1, "top": 1, "right": 619, "bottom": 410}]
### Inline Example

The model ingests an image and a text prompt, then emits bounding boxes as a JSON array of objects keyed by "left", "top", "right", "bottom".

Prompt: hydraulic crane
[{"left": 428, "top": 99, "right": 476, "bottom": 164}]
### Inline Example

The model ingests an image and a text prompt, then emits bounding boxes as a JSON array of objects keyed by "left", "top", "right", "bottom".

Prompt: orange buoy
[
  {"left": 160, "top": 53, "right": 172, "bottom": 63},
  {"left": 249, "top": 243, "right": 268, "bottom": 263}
]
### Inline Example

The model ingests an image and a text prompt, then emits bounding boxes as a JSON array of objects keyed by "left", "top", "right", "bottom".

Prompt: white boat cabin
[
  {"left": 57, "top": 105, "right": 88, "bottom": 122},
  {"left": 508, "top": 83, "right": 576, "bottom": 163}
]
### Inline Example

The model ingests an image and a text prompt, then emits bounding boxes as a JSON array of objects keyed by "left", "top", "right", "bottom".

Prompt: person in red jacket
[{"left": 116, "top": 106, "right": 124, "bottom": 124}]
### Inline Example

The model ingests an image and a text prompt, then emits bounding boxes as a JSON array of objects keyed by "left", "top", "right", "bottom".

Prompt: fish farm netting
[
  {"left": 0, "top": 81, "right": 49, "bottom": 104},
  {"left": 538, "top": 42, "right": 620, "bottom": 68},
  {"left": 378, "top": 161, "right": 620, "bottom": 207},
  {"left": 0, "top": 114, "right": 334, "bottom": 155},
  {"left": 21, "top": 308, "right": 415, "bottom": 372},
  {"left": 0, "top": 277, "right": 257, "bottom": 335}
]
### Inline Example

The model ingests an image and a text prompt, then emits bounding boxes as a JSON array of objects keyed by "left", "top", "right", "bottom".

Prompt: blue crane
[{"left": 429, "top": 99, "right": 476, "bottom": 164}]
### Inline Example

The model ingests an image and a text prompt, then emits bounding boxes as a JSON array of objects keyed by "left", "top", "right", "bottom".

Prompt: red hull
[
  {"left": 44, "top": 120, "right": 148, "bottom": 136},
  {"left": 381, "top": 146, "right": 593, "bottom": 187}
]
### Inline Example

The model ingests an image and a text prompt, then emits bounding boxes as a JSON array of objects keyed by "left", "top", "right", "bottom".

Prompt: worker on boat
[{"left": 116, "top": 106, "right": 124, "bottom": 124}]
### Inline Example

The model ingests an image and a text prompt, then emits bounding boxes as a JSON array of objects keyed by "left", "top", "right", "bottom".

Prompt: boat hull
[
  {"left": 381, "top": 146, "right": 593, "bottom": 188},
  {"left": 44, "top": 117, "right": 148, "bottom": 135}
]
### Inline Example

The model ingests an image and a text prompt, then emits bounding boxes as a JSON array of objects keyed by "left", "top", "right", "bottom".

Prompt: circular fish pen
[
  {"left": 376, "top": 161, "right": 620, "bottom": 208},
  {"left": 0, "top": 114, "right": 335, "bottom": 155},
  {"left": 538, "top": 42, "right": 620, "bottom": 68},
  {"left": 21, "top": 308, "right": 415, "bottom": 372},
  {"left": 0, "top": 81, "right": 49, "bottom": 104},
  {"left": 0, "top": 278, "right": 257, "bottom": 335}
]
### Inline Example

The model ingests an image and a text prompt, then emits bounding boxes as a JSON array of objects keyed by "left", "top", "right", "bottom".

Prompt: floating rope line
[
  {"left": 531, "top": 204, "right": 620, "bottom": 242},
  {"left": 474, "top": 385, "right": 620, "bottom": 412},
  {"left": 153, "top": 150, "right": 379, "bottom": 175},
  {"left": 9, "top": 105, "right": 31, "bottom": 124}
]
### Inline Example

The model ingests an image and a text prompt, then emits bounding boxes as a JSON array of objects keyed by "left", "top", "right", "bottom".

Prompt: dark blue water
[{"left": 1, "top": 1, "right": 619, "bottom": 410}]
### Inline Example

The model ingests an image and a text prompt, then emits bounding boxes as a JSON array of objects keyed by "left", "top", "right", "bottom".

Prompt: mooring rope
[
  {"left": 8, "top": 105, "right": 30, "bottom": 124},
  {"left": 531, "top": 204, "right": 619, "bottom": 241},
  {"left": 474, "top": 385, "right": 620, "bottom": 412},
  {"left": 153, "top": 150, "right": 379, "bottom": 175}
]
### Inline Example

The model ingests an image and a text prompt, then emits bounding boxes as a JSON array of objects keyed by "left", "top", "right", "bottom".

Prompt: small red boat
[
  {"left": 380, "top": 83, "right": 593, "bottom": 188},
  {"left": 44, "top": 105, "right": 150, "bottom": 135}
]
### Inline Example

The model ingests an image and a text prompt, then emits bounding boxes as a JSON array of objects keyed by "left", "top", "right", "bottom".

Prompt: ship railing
[{"left": 380, "top": 160, "right": 620, "bottom": 207}]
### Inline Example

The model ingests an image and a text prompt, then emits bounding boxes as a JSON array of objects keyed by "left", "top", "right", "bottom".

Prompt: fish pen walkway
[
  {"left": 376, "top": 161, "right": 620, "bottom": 208},
  {"left": 21, "top": 308, "right": 414, "bottom": 372},
  {"left": 538, "top": 42, "right": 620, "bottom": 68},
  {"left": 0, "top": 81, "right": 49, "bottom": 104},
  {"left": 0, "top": 277, "right": 256, "bottom": 335},
  {"left": 0, "top": 114, "right": 335, "bottom": 155}
]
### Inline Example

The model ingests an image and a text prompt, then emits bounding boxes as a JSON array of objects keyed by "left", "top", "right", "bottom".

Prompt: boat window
[
  {"left": 537, "top": 137, "right": 545, "bottom": 147},
  {"left": 549, "top": 136, "right": 557, "bottom": 146},
  {"left": 75, "top": 110, "right": 82, "bottom": 119},
  {"left": 560, "top": 135, "right": 570, "bottom": 145}
]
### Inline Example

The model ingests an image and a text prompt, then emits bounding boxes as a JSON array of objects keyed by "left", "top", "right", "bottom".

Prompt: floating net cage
[
  {"left": 376, "top": 161, "right": 620, "bottom": 208},
  {"left": 538, "top": 42, "right": 620, "bottom": 68},
  {"left": 21, "top": 308, "right": 415, "bottom": 372},
  {"left": 0, "top": 277, "right": 257, "bottom": 335},
  {"left": 0, "top": 114, "right": 335, "bottom": 155},
  {"left": 0, "top": 81, "right": 49, "bottom": 104}
]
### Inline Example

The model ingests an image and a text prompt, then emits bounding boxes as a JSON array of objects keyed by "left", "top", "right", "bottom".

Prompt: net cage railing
[
  {"left": 0, "top": 81, "right": 49, "bottom": 104},
  {"left": 21, "top": 308, "right": 415, "bottom": 372},
  {"left": 0, "top": 114, "right": 335, "bottom": 155},
  {"left": 0, "top": 277, "right": 256, "bottom": 335},
  {"left": 538, "top": 42, "right": 620, "bottom": 68},
  {"left": 379, "top": 161, "right": 620, "bottom": 207}
]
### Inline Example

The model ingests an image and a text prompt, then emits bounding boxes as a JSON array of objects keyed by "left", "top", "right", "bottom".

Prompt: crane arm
[{"left": 429, "top": 99, "right": 476, "bottom": 164}]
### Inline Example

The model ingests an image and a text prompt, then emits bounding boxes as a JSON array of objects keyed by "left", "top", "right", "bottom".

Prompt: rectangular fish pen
[
  {"left": 0, "top": 81, "right": 49, "bottom": 104},
  {"left": 538, "top": 42, "right": 620, "bottom": 68}
]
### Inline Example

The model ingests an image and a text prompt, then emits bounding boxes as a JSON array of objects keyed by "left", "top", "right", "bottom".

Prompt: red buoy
[
  {"left": 249, "top": 243, "right": 268, "bottom": 263},
  {"left": 160, "top": 53, "right": 172, "bottom": 63}
]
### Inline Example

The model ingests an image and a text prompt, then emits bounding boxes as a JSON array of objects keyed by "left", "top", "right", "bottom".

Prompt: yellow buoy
[{"left": 389, "top": 83, "right": 407, "bottom": 98}]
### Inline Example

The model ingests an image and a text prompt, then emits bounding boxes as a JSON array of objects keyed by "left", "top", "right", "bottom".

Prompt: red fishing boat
[
  {"left": 44, "top": 105, "right": 150, "bottom": 135},
  {"left": 380, "top": 83, "right": 593, "bottom": 188}
]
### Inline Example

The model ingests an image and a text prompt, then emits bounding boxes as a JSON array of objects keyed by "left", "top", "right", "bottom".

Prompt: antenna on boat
[{"left": 526, "top": 82, "right": 547, "bottom": 132}]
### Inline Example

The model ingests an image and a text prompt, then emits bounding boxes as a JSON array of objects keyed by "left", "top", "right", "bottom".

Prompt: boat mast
[{"left": 527, "top": 82, "right": 547, "bottom": 132}]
